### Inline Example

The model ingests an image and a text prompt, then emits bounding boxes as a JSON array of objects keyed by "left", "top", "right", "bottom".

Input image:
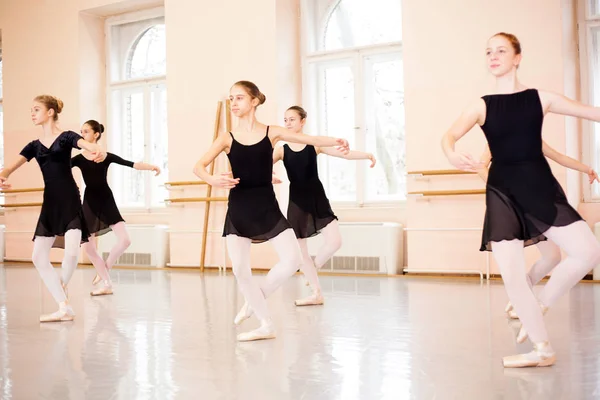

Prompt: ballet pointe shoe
[
  {"left": 234, "top": 302, "right": 253, "bottom": 326},
  {"left": 91, "top": 282, "right": 113, "bottom": 296},
  {"left": 516, "top": 303, "right": 549, "bottom": 344},
  {"left": 295, "top": 290, "right": 324, "bottom": 306},
  {"left": 503, "top": 342, "right": 556, "bottom": 368},
  {"left": 92, "top": 274, "right": 102, "bottom": 286},
  {"left": 237, "top": 320, "right": 276, "bottom": 342},
  {"left": 505, "top": 302, "right": 513, "bottom": 314},
  {"left": 40, "top": 301, "right": 75, "bottom": 323}
]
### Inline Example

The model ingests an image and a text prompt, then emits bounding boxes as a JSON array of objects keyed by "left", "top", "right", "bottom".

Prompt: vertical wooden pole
[{"left": 200, "top": 101, "right": 223, "bottom": 272}]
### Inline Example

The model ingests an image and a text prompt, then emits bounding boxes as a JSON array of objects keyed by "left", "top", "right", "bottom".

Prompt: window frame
[
  {"left": 579, "top": 0, "right": 600, "bottom": 201},
  {"left": 105, "top": 7, "right": 167, "bottom": 212},
  {"left": 301, "top": 0, "right": 404, "bottom": 208}
]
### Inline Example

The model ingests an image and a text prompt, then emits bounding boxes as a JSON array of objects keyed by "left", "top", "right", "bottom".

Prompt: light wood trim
[
  {"left": 166, "top": 197, "right": 228, "bottom": 203},
  {"left": 408, "top": 189, "right": 485, "bottom": 197},
  {"left": 408, "top": 170, "right": 475, "bottom": 176},
  {"left": 0, "top": 188, "right": 44, "bottom": 194},
  {"left": 165, "top": 181, "right": 208, "bottom": 187},
  {"left": 200, "top": 102, "right": 223, "bottom": 272},
  {"left": 0, "top": 202, "right": 43, "bottom": 208}
]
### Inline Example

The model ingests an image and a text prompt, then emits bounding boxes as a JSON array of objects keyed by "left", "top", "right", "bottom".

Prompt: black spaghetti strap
[{"left": 265, "top": 126, "right": 270, "bottom": 136}]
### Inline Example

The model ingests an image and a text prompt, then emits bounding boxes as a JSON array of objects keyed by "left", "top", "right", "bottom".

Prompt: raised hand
[
  {"left": 367, "top": 153, "right": 376, "bottom": 168},
  {"left": 588, "top": 168, "right": 599, "bottom": 184}
]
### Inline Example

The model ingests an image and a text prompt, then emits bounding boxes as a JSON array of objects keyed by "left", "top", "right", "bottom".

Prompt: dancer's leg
[
  {"left": 82, "top": 235, "right": 113, "bottom": 296},
  {"left": 32, "top": 236, "right": 75, "bottom": 322},
  {"left": 297, "top": 238, "right": 321, "bottom": 291},
  {"left": 537, "top": 221, "right": 600, "bottom": 308},
  {"left": 105, "top": 222, "right": 131, "bottom": 270},
  {"left": 226, "top": 235, "right": 270, "bottom": 321},
  {"left": 492, "top": 239, "right": 555, "bottom": 367},
  {"left": 313, "top": 220, "right": 342, "bottom": 269},
  {"left": 528, "top": 241, "right": 561, "bottom": 286},
  {"left": 506, "top": 241, "right": 561, "bottom": 316},
  {"left": 259, "top": 229, "right": 303, "bottom": 298},
  {"left": 226, "top": 234, "right": 275, "bottom": 341},
  {"left": 295, "top": 238, "right": 324, "bottom": 306},
  {"left": 60, "top": 229, "right": 82, "bottom": 286},
  {"left": 32, "top": 236, "right": 65, "bottom": 304},
  {"left": 492, "top": 240, "right": 549, "bottom": 343}
]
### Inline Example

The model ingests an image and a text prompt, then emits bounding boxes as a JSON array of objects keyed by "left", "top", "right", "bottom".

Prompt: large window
[
  {"left": 303, "top": 0, "right": 405, "bottom": 204},
  {"left": 581, "top": 0, "right": 600, "bottom": 200},
  {"left": 0, "top": 31, "right": 4, "bottom": 171},
  {"left": 107, "top": 9, "right": 168, "bottom": 209}
]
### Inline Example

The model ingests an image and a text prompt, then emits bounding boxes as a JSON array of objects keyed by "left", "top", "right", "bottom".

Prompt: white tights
[
  {"left": 297, "top": 220, "right": 342, "bottom": 291},
  {"left": 492, "top": 221, "right": 600, "bottom": 343},
  {"left": 226, "top": 229, "right": 302, "bottom": 321},
  {"left": 82, "top": 222, "right": 131, "bottom": 281},
  {"left": 32, "top": 229, "right": 82, "bottom": 304}
]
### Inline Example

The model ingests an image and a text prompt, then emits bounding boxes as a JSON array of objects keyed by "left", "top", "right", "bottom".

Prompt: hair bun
[
  {"left": 258, "top": 92, "right": 266, "bottom": 105},
  {"left": 99, "top": 123, "right": 105, "bottom": 134},
  {"left": 56, "top": 98, "right": 64, "bottom": 113}
]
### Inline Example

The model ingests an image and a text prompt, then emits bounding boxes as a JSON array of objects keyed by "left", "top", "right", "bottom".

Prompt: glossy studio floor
[{"left": 1, "top": 264, "right": 600, "bottom": 400}]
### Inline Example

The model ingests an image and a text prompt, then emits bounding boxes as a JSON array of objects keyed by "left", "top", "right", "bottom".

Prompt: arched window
[
  {"left": 0, "top": 36, "right": 5, "bottom": 181},
  {"left": 107, "top": 11, "right": 168, "bottom": 209},
  {"left": 127, "top": 24, "right": 167, "bottom": 80},
  {"left": 304, "top": 0, "right": 405, "bottom": 203},
  {"left": 322, "top": 0, "right": 402, "bottom": 51}
]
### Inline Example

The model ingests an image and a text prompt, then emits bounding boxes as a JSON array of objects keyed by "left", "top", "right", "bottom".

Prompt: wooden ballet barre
[
  {"left": 0, "top": 187, "right": 44, "bottom": 194},
  {"left": 408, "top": 169, "right": 476, "bottom": 176},
  {"left": 408, "top": 189, "right": 485, "bottom": 197},
  {"left": 165, "top": 197, "right": 228, "bottom": 204},
  {"left": 0, "top": 202, "right": 43, "bottom": 208},
  {"left": 164, "top": 181, "right": 209, "bottom": 187}
]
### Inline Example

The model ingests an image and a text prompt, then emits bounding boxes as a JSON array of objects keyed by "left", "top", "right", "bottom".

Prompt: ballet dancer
[
  {"left": 272, "top": 105, "right": 376, "bottom": 306},
  {"left": 476, "top": 145, "right": 599, "bottom": 319},
  {"left": 0, "top": 95, "right": 106, "bottom": 322},
  {"left": 193, "top": 81, "right": 349, "bottom": 341},
  {"left": 441, "top": 32, "right": 600, "bottom": 367},
  {"left": 71, "top": 120, "right": 161, "bottom": 296}
]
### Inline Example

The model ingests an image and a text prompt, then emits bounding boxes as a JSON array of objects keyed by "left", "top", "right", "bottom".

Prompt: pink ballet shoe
[
  {"left": 503, "top": 342, "right": 556, "bottom": 368},
  {"left": 92, "top": 274, "right": 102, "bottom": 286},
  {"left": 40, "top": 302, "right": 75, "bottom": 323},
  {"left": 237, "top": 320, "right": 276, "bottom": 342},
  {"left": 90, "top": 282, "right": 113, "bottom": 296},
  {"left": 234, "top": 302, "right": 253, "bottom": 326},
  {"left": 295, "top": 290, "right": 324, "bottom": 306}
]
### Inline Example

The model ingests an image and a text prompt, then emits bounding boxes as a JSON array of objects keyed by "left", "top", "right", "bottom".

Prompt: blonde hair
[{"left": 34, "top": 95, "right": 64, "bottom": 121}]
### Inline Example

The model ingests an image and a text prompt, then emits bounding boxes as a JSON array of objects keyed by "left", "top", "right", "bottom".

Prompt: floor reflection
[{"left": 1, "top": 265, "right": 600, "bottom": 399}]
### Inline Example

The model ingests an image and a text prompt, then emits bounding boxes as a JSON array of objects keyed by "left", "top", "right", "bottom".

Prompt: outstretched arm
[
  {"left": 0, "top": 157, "right": 28, "bottom": 189},
  {"left": 269, "top": 125, "right": 349, "bottom": 153},
  {"left": 540, "top": 90, "right": 600, "bottom": 122},
  {"left": 318, "top": 147, "right": 376, "bottom": 168},
  {"left": 542, "top": 140, "right": 598, "bottom": 183},
  {"left": 441, "top": 99, "right": 486, "bottom": 171}
]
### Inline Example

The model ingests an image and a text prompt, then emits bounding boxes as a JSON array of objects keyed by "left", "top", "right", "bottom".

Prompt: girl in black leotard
[
  {"left": 193, "top": 81, "right": 349, "bottom": 342},
  {"left": 442, "top": 32, "right": 600, "bottom": 368},
  {"left": 273, "top": 106, "right": 376, "bottom": 306},
  {"left": 476, "top": 145, "right": 598, "bottom": 319},
  {"left": 72, "top": 120, "right": 161, "bottom": 296},
  {"left": 0, "top": 95, "right": 106, "bottom": 323}
]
